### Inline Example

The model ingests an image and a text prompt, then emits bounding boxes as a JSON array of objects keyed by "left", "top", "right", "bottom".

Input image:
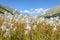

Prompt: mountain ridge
[
  {"left": 0, "top": 5, "right": 20, "bottom": 15},
  {"left": 40, "top": 5, "right": 60, "bottom": 18}
]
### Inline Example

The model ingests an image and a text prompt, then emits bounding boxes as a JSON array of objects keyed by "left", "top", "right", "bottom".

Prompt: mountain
[
  {"left": 0, "top": 5, "right": 60, "bottom": 18},
  {"left": 42, "top": 5, "right": 60, "bottom": 18},
  {"left": 0, "top": 5, "right": 20, "bottom": 15}
]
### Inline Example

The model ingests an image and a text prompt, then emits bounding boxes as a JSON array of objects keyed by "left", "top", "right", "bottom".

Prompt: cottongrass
[{"left": 0, "top": 13, "right": 60, "bottom": 40}]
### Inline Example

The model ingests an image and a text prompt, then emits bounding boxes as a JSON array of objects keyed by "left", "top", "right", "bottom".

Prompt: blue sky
[{"left": 0, "top": 0, "right": 60, "bottom": 15}]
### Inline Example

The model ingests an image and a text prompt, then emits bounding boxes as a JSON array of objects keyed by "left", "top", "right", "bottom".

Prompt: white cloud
[
  {"left": 20, "top": 8, "right": 49, "bottom": 16},
  {"left": 24, "top": 10, "right": 30, "bottom": 13},
  {"left": 35, "top": 8, "right": 43, "bottom": 13},
  {"left": 35, "top": 8, "right": 43, "bottom": 11}
]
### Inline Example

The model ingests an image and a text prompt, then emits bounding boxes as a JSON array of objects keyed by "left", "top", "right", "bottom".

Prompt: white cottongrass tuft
[
  {"left": 6, "top": 28, "right": 10, "bottom": 32},
  {"left": 24, "top": 30, "right": 29, "bottom": 35},
  {"left": 50, "top": 17, "right": 54, "bottom": 20},
  {"left": 13, "top": 27, "right": 17, "bottom": 31},
  {"left": 3, "top": 31, "right": 10, "bottom": 38},
  {"left": 33, "top": 25, "right": 37, "bottom": 30},
  {"left": 53, "top": 27, "right": 57, "bottom": 31},
  {"left": 39, "top": 17, "right": 45, "bottom": 23},
  {"left": 3, "top": 28, "right": 10, "bottom": 38},
  {"left": 1, "top": 25, "right": 7, "bottom": 31},
  {"left": 25, "top": 24, "right": 31, "bottom": 31},
  {"left": 10, "top": 24, "right": 13, "bottom": 28}
]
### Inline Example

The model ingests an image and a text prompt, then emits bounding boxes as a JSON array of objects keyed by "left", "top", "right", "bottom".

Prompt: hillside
[
  {"left": 42, "top": 5, "right": 60, "bottom": 18},
  {"left": 0, "top": 5, "right": 20, "bottom": 15}
]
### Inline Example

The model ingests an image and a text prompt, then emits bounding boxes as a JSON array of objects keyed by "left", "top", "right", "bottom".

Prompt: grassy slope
[
  {"left": 0, "top": 5, "right": 20, "bottom": 15},
  {"left": 41, "top": 5, "right": 60, "bottom": 17}
]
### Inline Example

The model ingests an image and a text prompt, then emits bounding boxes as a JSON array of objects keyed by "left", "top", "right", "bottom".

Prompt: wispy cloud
[{"left": 20, "top": 8, "right": 50, "bottom": 16}]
